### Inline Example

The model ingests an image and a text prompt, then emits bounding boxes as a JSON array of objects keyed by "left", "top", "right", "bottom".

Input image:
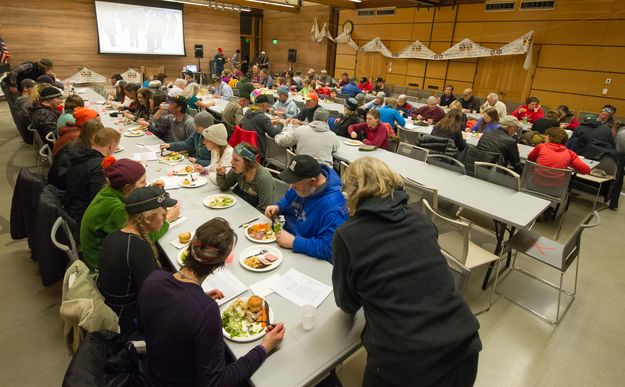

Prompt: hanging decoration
[
  {"left": 121, "top": 68, "right": 142, "bottom": 83},
  {"left": 311, "top": 18, "right": 322, "bottom": 42},
  {"left": 360, "top": 37, "right": 393, "bottom": 58},
  {"left": 394, "top": 40, "right": 437, "bottom": 59},
  {"left": 65, "top": 67, "right": 107, "bottom": 84}
]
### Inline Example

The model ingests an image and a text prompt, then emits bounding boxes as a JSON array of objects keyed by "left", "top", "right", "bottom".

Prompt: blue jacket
[
  {"left": 275, "top": 165, "right": 347, "bottom": 262},
  {"left": 169, "top": 132, "right": 212, "bottom": 166},
  {"left": 378, "top": 105, "right": 406, "bottom": 128},
  {"left": 341, "top": 82, "right": 361, "bottom": 98}
]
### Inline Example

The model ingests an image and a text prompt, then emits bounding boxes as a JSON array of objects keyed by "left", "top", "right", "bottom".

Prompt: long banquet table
[{"left": 83, "top": 87, "right": 365, "bottom": 387}]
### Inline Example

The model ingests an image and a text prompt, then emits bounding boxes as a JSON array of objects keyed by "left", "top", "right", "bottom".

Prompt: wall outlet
[
  {"left": 605, "top": 78, "right": 612, "bottom": 85},
  {"left": 602, "top": 88, "right": 609, "bottom": 95}
]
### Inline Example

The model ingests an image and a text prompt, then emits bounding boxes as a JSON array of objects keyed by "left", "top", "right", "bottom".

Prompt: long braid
[{"left": 130, "top": 211, "right": 161, "bottom": 268}]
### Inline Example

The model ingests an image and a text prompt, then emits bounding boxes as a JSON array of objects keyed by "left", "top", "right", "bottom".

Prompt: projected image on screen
[{"left": 95, "top": 1, "right": 185, "bottom": 55}]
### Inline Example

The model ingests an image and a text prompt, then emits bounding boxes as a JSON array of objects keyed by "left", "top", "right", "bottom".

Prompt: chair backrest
[
  {"left": 51, "top": 217, "right": 80, "bottom": 263},
  {"left": 39, "top": 144, "right": 53, "bottom": 166},
  {"left": 422, "top": 199, "right": 470, "bottom": 265},
  {"left": 397, "top": 126, "right": 421, "bottom": 145},
  {"left": 228, "top": 126, "right": 261, "bottom": 162},
  {"left": 427, "top": 154, "right": 466, "bottom": 175},
  {"left": 266, "top": 167, "right": 290, "bottom": 202},
  {"left": 188, "top": 107, "right": 198, "bottom": 117},
  {"left": 286, "top": 148, "right": 296, "bottom": 167},
  {"left": 339, "top": 160, "right": 350, "bottom": 177},
  {"left": 460, "top": 144, "right": 501, "bottom": 176},
  {"left": 396, "top": 142, "right": 428, "bottom": 162},
  {"left": 420, "top": 89, "right": 433, "bottom": 101},
  {"left": 440, "top": 249, "right": 471, "bottom": 294},
  {"left": 45, "top": 131, "right": 57, "bottom": 144},
  {"left": 561, "top": 211, "right": 600, "bottom": 271},
  {"left": 403, "top": 177, "right": 438, "bottom": 210},
  {"left": 405, "top": 87, "right": 420, "bottom": 98},
  {"left": 520, "top": 161, "right": 574, "bottom": 202},
  {"left": 264, "top": 132, "right": 287, "bottom": 170},
  {"left": 474, "top": 162, "right": 521, "bottom": 191},
  {"left": 393, "top": 86, "right": 406, "bottom": 96}
]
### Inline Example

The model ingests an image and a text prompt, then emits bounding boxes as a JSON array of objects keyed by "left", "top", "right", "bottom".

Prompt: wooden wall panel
[
  {"left": 425, "top": 61, "right": 448, "bottom": 79},
  {"left": 262, "top": 5, "right": 331, "bottom": 74},
  {"left": 533, "top": 68, "right": 625, "bottom": 97},
  {"left": 0, "top": 0, "right": 240, "bottom": 80},
  {"left": 406, "top": 76, "right": 424, "bottom": 88},
  {"left": 431, "top": 23, "right": 454, "bottom": 42},
  {"left": 335, "top": 54, "right": 357, "bottom": 70},
  {"left": 447, "top": 62, "right": 476, "bottom": 82}
]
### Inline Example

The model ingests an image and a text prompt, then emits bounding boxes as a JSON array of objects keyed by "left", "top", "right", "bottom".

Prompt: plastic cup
[{"left": 302, "top": 304, "right": 316, "bottom": 330}]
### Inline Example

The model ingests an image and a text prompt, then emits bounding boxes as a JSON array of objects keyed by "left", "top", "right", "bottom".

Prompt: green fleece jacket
[{"left": 80, "top": 185, "right": 169, "bottom": 271}]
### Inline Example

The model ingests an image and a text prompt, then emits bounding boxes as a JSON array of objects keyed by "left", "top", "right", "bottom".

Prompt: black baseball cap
[
  {"left": 125, "top": 186, "right": 177, "bottom": 215},
  {"left": 345, "top": 97, "right": 359, "bottom": 111},
  {"left": 279, "top": 155, "right": 322, "bottom": 184},
  {"left": 375, "top": 77, "right": 384, "bottom": 83}
]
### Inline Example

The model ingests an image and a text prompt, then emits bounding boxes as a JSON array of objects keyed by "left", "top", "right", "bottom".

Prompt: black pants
[{"left": 363, "top": 353, "right": 479, "bottom": 387}]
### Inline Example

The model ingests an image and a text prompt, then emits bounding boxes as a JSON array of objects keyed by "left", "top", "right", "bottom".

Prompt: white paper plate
[
  {"left": 203, "top": 194, "right": 237, "bottom": 209},
  {"left": 159, "top": 154, "right": 185, "bottom": 163},
  {"left": 124, "top": 131, "right": 145, "bottom": 137},
  {"left": 221, "top": 298, "right": 274, "bottom": 342},
  {"left": 171, "top": 164, "right": 195, "bottom": 175},
  {"left": 244, "top": 222, "right": 277, "bottom": 244},
  {"left": 179, "top": 176, "right": 207, "bottom": 188},
  {"left": 343, "top": 139, "right": 363, "bottom": 146},
  {"left": 239, "top": 245, "right": 283, "bottom": 273}
]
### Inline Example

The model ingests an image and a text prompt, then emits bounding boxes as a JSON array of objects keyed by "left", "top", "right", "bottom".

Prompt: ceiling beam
[
  {"left": 303, "top": 0, "right": 356, "bottom": 8},
  {"left": 177, "top": 0, "right": 301, "bottom": 13}
]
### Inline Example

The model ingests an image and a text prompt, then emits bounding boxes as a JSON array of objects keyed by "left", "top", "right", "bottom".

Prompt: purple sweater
[{"left": 139, "top": 270, "right": 267, "bottom": 386}]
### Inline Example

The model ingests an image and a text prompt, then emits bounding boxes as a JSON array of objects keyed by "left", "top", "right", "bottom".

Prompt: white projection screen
[{"left": 95, "top": 0, "right": 185, "bottom": 55}]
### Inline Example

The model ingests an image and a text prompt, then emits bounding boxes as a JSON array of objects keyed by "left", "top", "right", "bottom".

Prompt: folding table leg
[{"left": 482, "top": 220, "right": 507, "bottom": 290}]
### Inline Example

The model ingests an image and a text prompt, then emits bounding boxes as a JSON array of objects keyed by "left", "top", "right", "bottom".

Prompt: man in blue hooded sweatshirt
[{"left": 265, "top": 155, "right": 347, "bottom": 262}]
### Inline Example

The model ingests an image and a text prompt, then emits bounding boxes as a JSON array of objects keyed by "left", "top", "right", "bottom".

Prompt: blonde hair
[
  {"left": 449, "top": 100, "right": 462, "bottom": 111},
  {"left": 93, "top": 127, "right": 121, "bottom": 147},
  {"left": 341, "top": 157, "right": 404, "bottom": 216},
  {"left": 127, "top": 208, "right": 163, "bottom": 261},
  {"left": 182, "top": 83, "right": 200, "bottom": 99},
  {"left": 31, "top": 83, "right": 52, "bottom": 102}
]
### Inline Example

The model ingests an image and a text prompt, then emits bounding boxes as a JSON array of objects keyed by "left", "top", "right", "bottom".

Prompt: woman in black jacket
[
  {"left": 333, "top": 157, "right": 482, "bottom": 387},
  {"left": 431, "top": 108, "right": 467, "bottom": 152},
  {"left": 332, "top": 98, "right": 362, "bottom": 138}
]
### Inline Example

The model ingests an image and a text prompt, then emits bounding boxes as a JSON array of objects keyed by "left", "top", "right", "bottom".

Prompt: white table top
[{"left": 85, "top": 88, "right": 365, "bottom": 387}]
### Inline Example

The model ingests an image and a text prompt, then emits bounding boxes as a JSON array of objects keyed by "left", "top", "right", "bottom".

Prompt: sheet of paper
[
  {"left": 202, "top": 268, "right": 249, "bottom": 306},
  {"left": 145, "top": 144, "right": 161, "bottom": 153},
  {"left": 133, "top": 152, "right": 157, "bottom": 161},
  {"left": 168, "top": 216, "right": 187, "bottom": 229},
  {"left": 270, "top": 269, "right": 332, "bottom": 308},
  {"left": 156, "top": 175, "right": 180, "bottom": 190},
  {"left": 249, "top": 274, "right": 281, "bottom": 298}
]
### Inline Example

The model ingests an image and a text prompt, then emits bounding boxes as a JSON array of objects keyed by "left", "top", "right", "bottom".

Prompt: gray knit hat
[
  {"left": 194, "top": 111, "right": 215, "bottom": 130},
  {"left": 313, "top": 108, "right": 330, "bottom": 123},
  {"left": 202, "top": 123, "right": 228, "bottom": 146}
]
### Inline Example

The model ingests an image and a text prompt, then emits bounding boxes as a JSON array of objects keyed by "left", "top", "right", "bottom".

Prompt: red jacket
[
  {"left": 53, "top": 124, "right": 81, "bottom": 155},
  {"left": 512, "top": 105, "right": 544, "bottom": 123},
  {"left": 358, "top": 81, "right": 373, "bottom": 93},
  {"left": 561, "top": 116, "right": 580, "bottom": 130},
  {"left": 527, "top": 142, "right": 590, "bottom": 174},
  {"left": 348, "top": 122, "right": 389, "bottom": 150}
]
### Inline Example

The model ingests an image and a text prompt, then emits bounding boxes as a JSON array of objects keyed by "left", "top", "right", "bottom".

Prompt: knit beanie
[
  {"left": 37, "top": 75, "right": 55, "bottom": 84},
  {"left": 202, "top": 123, "right": 228, "bottom": 146},
  {"left": 38, "top": 58, "right": 53, "bottom": 68},
  {"left": 277, "top": 85, "right": 289, "bottom": 96},
  {"left": 194, "top": 111, "right": 215, "bottom": 130},
  {"left": 102, "top": 157, "right": 146, "bottom": 189},
  {"left": 313, "top": 108, "right": 330, "bottom": 123},
  {"left": 39, "top": 86, "right": 62, "bottom": 100},
  {"left": 73, "top": 107, "right": 99, "bottom": 127}
]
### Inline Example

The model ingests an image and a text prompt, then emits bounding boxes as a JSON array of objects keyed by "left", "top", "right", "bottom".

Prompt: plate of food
[
  {"left": 160, "top": 152, "right": 185, "bottom": 162},
  {"left": 203, "top": 194, "right": 237, "bottom": 209},
  {"left": 245, "top": 222, "right": 277, "bottom": 243},
  {"left": 114, "top": 145, "right": 124, "bottom": 153},
  {"left": 172, "top": 164, "right": 195, "bottom": 175},
  {"left": 343, "top": 139, "right": 363, "bottom": 146},
  {"left": 177, "top": 248, "right": 190, "bottom": 266},
  {"left": 221, "top": 296, "right": 274, "bottom": 342},
  {"left": 179, "top": 176, "right": 207, "bottom": 188},
  {"left": 239, "top": 245, "right": 283, "bottom": 272},
  {"left": 129, "top": 125, "right": 146, "bottom": 132},
  {"left": 124, "top": 130, "right": 145, "bottom": 137}
]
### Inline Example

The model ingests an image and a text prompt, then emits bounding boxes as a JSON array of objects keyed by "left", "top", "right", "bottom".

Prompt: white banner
[
  {"left": 65, "top": 67, "right": 107, "bottom": 84},
  {"left": 360, "top": 37, "right": 393, "bottom": 58},
  {"left": 334, "top": 31, "right": 359, "bottom": 51},
  {"left": 311, "top": 18, "right": 322, "bottom": 42},
  {"left": 440, "top": 39, "right": 492, "bottom": 60},
  {"left": 394, "top": 40, "right": 437, "bottom": 59},
  {"left": 121, "top": 68, "right": 142, "bottom": 84}
]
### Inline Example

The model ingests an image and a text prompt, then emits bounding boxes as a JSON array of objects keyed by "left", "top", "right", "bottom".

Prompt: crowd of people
[{"left": 4, "top": 55, "right": 624, "bottom": 387}]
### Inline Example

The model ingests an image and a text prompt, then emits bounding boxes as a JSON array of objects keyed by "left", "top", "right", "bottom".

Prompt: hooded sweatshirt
[
  {"left": 272, "top": 96, "right": 299, "bottom": 119},
  {"left": 53, "top": 124, "right": 81, "bottom": 155},
  {"left": 332, "top": 189, "right": 482, "bottom": 385},
  {"left": 527, "top": 142, "right": 590, "bottom": 174},
  {"left": 274, "top": 121, "right": 340, "bottom": 167},
  {"left": 275, "top": 165, "right": 347, "bottom": 261},
  {"left": 62, "top": 148, "right": 107, "bottom": 223},
  {"left": 566, "top": 118, "right": 615, "bottom": 153},
  {"left": 241, "top": 109, "right": 283, "bottom": 158}
]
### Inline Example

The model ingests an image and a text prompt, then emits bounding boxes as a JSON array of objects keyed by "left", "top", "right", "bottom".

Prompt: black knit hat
[{"left": 39, "top": 86, "right": 62, "bottom": 100}]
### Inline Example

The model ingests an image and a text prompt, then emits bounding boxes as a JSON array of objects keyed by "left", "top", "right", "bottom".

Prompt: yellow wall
[{"left": 336, "top": 0, "right": 625, "bottom": 114}]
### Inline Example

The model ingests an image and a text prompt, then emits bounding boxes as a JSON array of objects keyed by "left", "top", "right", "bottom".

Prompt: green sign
[{"left": 272, "top": 39, "right": 278, "bottom": 45}]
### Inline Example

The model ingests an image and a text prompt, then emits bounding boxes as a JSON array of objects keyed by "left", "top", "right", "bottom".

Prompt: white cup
[{"left": 302, "top": 304, "right": 316, "bottom": 330}]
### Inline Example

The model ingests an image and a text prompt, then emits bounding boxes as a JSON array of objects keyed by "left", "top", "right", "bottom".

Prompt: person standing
[
  {"left": 231, "top": 49, "right": 241, "bottom": 70},
  {"left": 213, "top": 48, "right": 227, "bottom": 77}
]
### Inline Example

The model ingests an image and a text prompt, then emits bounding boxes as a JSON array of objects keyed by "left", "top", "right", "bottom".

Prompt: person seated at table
[
  {"left": 221, "top": 96, "right": 248, "bottom": 136},
  {"left": 167, "top": 78, "right": 187, "bottom": 98},
  {"left": 272, "top": 85, "right": 299, "bottom": 119},
  {"left": 396, "top": 94, "right": 413, "bottom": 117},
  {"left": 319, "top": 70, "right": 334, "bottom": 87},
  {"left": 511, "top": 96, "right": 544, "bottom": 123},
  {"left": 123, "top": 87, "right": 151, "bottom": 122},
  {"left": 291, "top": 92, "right": 320, "bottom": 125},
  {"left": 431, "top": 109, "right": 466, "bottom": 152},
  {"left": 326, "top": 88, "right": 340, "bottom": 103},
  {"left": 439, "top": 85, "right": 456, "bottom": 107},
  {"left": 614, "top": 120, "right": 625, "bottom": 152},
  {"left": 557, "top": 105, "right": 580, "bottom": 130},
  {"left": 411, "top": 96, "right": 445, "bottom": 124},
  {"left": 528, "top": 127, "right": 590, "bottom": 174},
  {"left": 56, "top": 94, "right": 84, "bottom": 129},
  {"left": 448, "top": 100, "right": 468, "bottom": 129},
  {"left": 565, "top": 115, "right": 616, "bottom": 153},
  {"left": 62, "top": 127, "right": 121, "bottom": 224},
  {"left": 460, "top": 88, "right": 481, "bottom": 113},
  {"left": 378, "top": 98, "right": 406, "bottom": 129},
  {"left": 530, "top": 109, "right": 560, "bottom": 135},
  {"left": 333, "top": 157, "right": 482, "bottom": 387},
  {"left": 242, "top": 94, "right": 283, "bottom": 158},
  {"left": 54, "top": 106, "right": 100, "bottom": 155},
  {"left": 340, "top": 77, "right": 361, "bottom": 98},
  {"left": 111, "top": 80, "right": 127, "bottom": 104},
  {"left": 108, "top": 74, "right": 123, "bottom": 101},
  {"left": 160, "top": 111, "right": 214, "bottom": 167},
  {"left": 137, "top": 91, "right": 168, "bottom": 131},
  {"left": 597, "top": 104, "right": 617, "bottom": 126},
  {"left": 358, "top": 77, "right": 373, "bottom": 93},
  {"left": 182, "top": 70, "right": 195, "bottom": 84},
  {"left": 470, "top": 108, "right": 500, "bottom": 134},
  {"left": 333, "top": 98, "right": 362, "bottom": 139},
  {"left": 258, "top": 68, "right": 274, "bottom": 89},
  {"left": 265, "top": 155, "right": 347, "bottom": 261},
  {"left": 373, "top": 77, "right": 389, "bottom": 95},
  {"left": 338, "top": 72, "right": 350, "bottom": 87},
  {"left": 477, "top": 115, "right": 523, "bottom": 172},
  {"left": 348, "top": 109, "right": 390, "bottom": 150},
  {"left": 250, "top": 64, "right": 261, "bottom": 84},
  {"left": 138, "top": 217, "right": 285, "bottom": 386},
  {"left": 275, "top": 108, "right": 340, "bottom": 167},
  {"left": 121, "top": 83, "right": 141, "bottom": 112},
  {"left": 363, "top": 92, "right": 385, "bottom": 112},
  {"left": 216, "top": 142, "right": 275, "bottom": 210},
  {"left": 194, "top": 123, "right": 233, "bottom": 184},
  {"left": 81, "top": 158, "right": 180, "bottom": 271},
  {"left": 211, "top": 76, "right": 234, "bottom": 100},
  {"left": 151, "top": 95, "right": 196, "bottom": 143},
  {"left": 98, "top": 186, "right": 176, "bottom": 335},
  {"left": 236, "top": 73, "right": 256, "bottom": 100},
  {"left": 480, "top": 92, "right": 507, "bottom": 118},
  {"left": 30, "top": 86, "right": 62, "bottom": 145}
]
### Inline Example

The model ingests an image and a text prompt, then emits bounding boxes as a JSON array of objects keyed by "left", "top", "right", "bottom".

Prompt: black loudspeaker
[
  {"left": 288, "top": 49, "right": 297, "bottom": 63},
  {"left": 194, "top": 44, "right": 204, "bottom": 59}
]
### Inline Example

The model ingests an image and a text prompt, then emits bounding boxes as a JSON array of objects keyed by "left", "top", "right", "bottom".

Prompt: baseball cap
[
  {"left": 255, "top": 94, "right": 270, "bottom": 104},
  {"left": 345, "top": 98, "right": 359, "bottom": 111},
  {"left": 125, "top": 186, "right": 177, "bottom": 215},
  {"left": 279, "top": 155, "right": 322, "bottom": 184},
  {"left": 313, "top": 108, "right": 330, "bottom": 122},
  {"left": 375, "top": 77, "right": 384, "bottom": 83},
  {"left": 304, "top": 92, "right": 319, "bottom": 102},
  {"left": 500, "top": 115, "right": 520, "bottom": 128}
]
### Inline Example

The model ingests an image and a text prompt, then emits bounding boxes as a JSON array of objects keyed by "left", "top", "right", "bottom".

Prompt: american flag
[{"left": 0, "top": 35, "right": 10, "bottom": 64}]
